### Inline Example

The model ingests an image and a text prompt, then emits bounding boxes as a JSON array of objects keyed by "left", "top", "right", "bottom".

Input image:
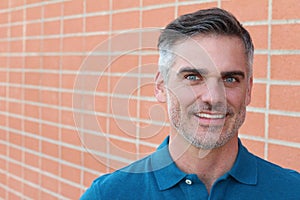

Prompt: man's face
[{"left": 156, "top": 35, "right": 252, "bottom": 150}]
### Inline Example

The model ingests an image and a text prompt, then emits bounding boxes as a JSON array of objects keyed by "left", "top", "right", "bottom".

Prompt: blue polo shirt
[{"left": 80, "top": 137, "right": 300, "bottom": 199}]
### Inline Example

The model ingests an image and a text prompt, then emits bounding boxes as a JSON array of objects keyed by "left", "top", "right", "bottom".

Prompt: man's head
[
  {"left": 155, "top": 8, "right": 254, "bottom": 150},
  {"left": 157, "top": 7, "right": 254, "bottom": 82}
]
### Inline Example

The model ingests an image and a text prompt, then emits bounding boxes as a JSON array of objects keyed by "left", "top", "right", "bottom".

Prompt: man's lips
[{"left": 195, "top": 112, "right": 227, "bottom": 119}]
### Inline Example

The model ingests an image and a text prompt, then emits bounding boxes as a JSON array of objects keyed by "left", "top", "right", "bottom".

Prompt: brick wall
[{"left": 0, "top": 0, "right": 299, "bottom": 199}]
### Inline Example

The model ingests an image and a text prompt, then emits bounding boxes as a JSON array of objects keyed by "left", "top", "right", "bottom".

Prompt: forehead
[{"left": 171, "top": 35, "right": 248, "bottom": 75}]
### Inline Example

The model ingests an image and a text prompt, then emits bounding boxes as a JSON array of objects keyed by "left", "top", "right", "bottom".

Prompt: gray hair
[{"left": 158, "top": 7, "right": 254, "bottom": 81}]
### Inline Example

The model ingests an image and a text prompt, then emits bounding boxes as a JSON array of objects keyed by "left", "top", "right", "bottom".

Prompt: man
[{"left": 81, "top": 8, "right": 300, "bottom": 199}]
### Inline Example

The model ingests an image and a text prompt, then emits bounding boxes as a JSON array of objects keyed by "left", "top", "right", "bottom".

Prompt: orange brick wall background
[{"left": 0, "top": 0, "right": 299, "bottom": 199}]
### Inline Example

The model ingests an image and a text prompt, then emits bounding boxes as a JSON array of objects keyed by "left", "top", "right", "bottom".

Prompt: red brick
[
  {"left": 61, "top": 146, "right": 81, "bottom": 165},
  {"left": 110, "top": 76, "right": 138, "bottom": 95},
  {"left": 26, "top": 23, "right": 42, "bottom": 36},
  {"left": 41, "top": 157, "right": 59, "bottom": 175},
  {"left": 42, "top": 93, "right": 58, "bottom": 109},
  {"left": 249, "top": 83, "right": 266, "bottom": 108},
  {"left": 9, "top": 71, "right": 22, "bottom": 84},
  {"left": 44, "top": 20, "right": 60, "bottom": 35},
  {"left": 24, "top": 119, "right": 39, "bottom": 134},
  {"left": 25, "top": 56, "right": 40, "bottom": 69},
  {"left": 43, "top": 38, "right": 61, "bottom": 52},
  {"left": 25, "top": 152, "right": 39, "bottom": 168},
  {"left": 86, "top": 15, "right": 109, "bottom": 32},
  {"left": 60, "top": 182, "right": 81, "bottom": 200},
  {"left": 246, "top": 25, "right": 268, "bottom": 50},
  {"left": 11, "top": 25, "right": 23, "bottom": 38},
  {"left": 44, "top": 2, "right": 62, "bottom": 18},
  {"left": 272, "top": 24, "right": 300, "bottom": 50},
  {"left": 8, "top": 162, "right": 22, "bottom": 177},
  {"left": 269, "top": 115, "right": 300, "bottom": 143},
  {"left": 61, "top": 55, "right": 84, "bottom": 70},
  {"left": 23, "top": 183, "right": 40, "bottom": 200},
  {"left": 42, "top": 141, "right": 59, "bottom": 158},
  {"left": 61, "top": 128, "right": 82, "bottom": 146},
  {"left": 24, "top": 167, "right": 39, "bottom": 184},
  {"left": 240, "top": 112, "right": 265, "bottom": 137},
  {"left": 24, "top": 88, "right": 39, "bottom": 103},
  {"left": 61, "top": 165, "right": 81, "bottom": 183},
  {"left": 41, "top": 73, "right": 60, "bottom": 88},
  {"left": 94, "top": 95, "right": 108, "bottom": 113},
  {"left": 24, "top": 135, "right": 39, "bottom": 151},
  {"left": 112, "top": 11, "right": 140, "bottom": 30},
  {"left": 271, "top": 55, "right": 300, "bottom": 80},
  {"left": 40, "top": 191, "right": 57, "bottom": 200},
  {"left": 11, "top": 10, "right": 23, "bottom": 23},
  {"left": 63, "top": 36, "right": 84, "bottom": 52},
  {"left": 64, "top": 18, "right": 83, "bottom": 34},
  {"left": 10, "top": 40, "right": 23, "bottom": 52},
  {"left": 273, "top": 0, "right": 300, "bottom": 19},
  {"left": 253, "top": 55, "right": 267, "bottom": 78},
  {"left": 24, "top": 104, "right": 39, "bottom": 118},
  {"left": 222, "top": 0, "right": 268, "bottom": 21},
  {"left": 240, "top": 139, "right": 265, "bottom": 159},
  {"left": 268, "top": 144, "right": 300, "bottom": 171},
  {"left": 7, "top": 177, "right": 22, "bottom": 196},
  {"left": 110, "top": 54, "right": 139, "bottom": 73},
  {"left": 63, "top": 0, "right": 84, "bottom": 16},
  {"left": 26, "top": 6, "right": 42, "bottom": 21},
  {"left": 83, "top": 151, "right": 107, "bottom": 172},
  {"left": 41, "top": 124, "right": 59, "bottom": 140},
  {"left": 9, "top": 132, "right": 22, "bottom": 146},
  {"left": 143, "top": 0, "right": 174, "bottom": 6},
  {"left": 41, "top": 174, "right": 58, "bottom": 193},
  {"left": 83, "top": 171, "right": 99, "bottom": 187},
  {"left": 25, "top": 39, "right": 41, "bottom": 52},
  {"left": 0, "top": 1, "right": 8, "bottom": 9},
  {"left": 43, "top": 56, "right": 60, "bottom": 70},
  {"left": 112, "top": 0, "right": 140, "bottom": 9},
  {"left": 109, "top": 138, "right": 137, "bottom": 160},
  {"left": 142, "top": 7, "right": 175, "bottom": 27},
  {"left": 84, "top": 35, "right": 109, "bottom": 51},
  {"left": 41, "top": 107, "right": 59, "bottom": 123},
  {"left": 86, "top": 0, "right": 109, "bottom": 13},
  {"left": 139, "top": 123, "right": 169, "bottom": 145},
  {"left": 270, "top": 85, "right": 300, "bottom": 112},
  {"left": 109, "top": 117, "right": 137, "bottom": 139}
]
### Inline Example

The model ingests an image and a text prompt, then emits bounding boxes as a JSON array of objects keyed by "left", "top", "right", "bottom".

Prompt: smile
[{"left": 195, "top": 113, "right": 226, "bottom": 119}]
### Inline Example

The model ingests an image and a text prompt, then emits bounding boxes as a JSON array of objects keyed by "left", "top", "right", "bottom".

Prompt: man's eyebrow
[
  {"left": 221, "top": 71, "right": 245, "bottom": 79},
  {"left": 177, "top": 67, "right": 208, "bottom": 76}
]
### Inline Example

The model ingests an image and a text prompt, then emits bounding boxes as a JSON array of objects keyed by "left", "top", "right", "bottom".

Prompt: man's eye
[
  {"left": 185, "top": 74, "right": 201, "bottom": 81},
  {"left": 224, "top": 77, "right": 238, "bottom": 83}
]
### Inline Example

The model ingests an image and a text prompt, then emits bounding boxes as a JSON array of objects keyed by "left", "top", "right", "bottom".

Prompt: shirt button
[{"left": 185, "top": 179, "right": 192, "bottom": 185}]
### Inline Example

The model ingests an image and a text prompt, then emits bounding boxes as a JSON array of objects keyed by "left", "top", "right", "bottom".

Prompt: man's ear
[
  {"left": 154, "top": 72, "right": 167, "bottom": 103},
  {"left": 246, "top": 76, "right": 253, "bottom": 106}
]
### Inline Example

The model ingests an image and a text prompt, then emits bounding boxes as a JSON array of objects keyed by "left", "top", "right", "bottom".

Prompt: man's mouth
[{"left": 195, "top": 112, "right": 226, "bottom": 119}]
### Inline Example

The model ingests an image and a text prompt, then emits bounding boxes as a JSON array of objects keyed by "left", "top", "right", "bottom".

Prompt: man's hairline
[{"left": 158, "top": 34, "right": 253, "bottom": 84}]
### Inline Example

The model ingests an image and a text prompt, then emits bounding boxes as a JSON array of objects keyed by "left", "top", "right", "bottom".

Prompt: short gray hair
[{"left": 158, "top": 7, "right": 254, "bottom": 81}]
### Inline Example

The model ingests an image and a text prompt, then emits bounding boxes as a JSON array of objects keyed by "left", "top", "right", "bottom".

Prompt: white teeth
[{"left": 196, "top": 113, "right": 225, "bottom": 119}]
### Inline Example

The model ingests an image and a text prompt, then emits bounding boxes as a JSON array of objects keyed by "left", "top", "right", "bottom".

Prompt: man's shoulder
[
  {"left": 81, "top": 153, "right": 157, "bottom": 199},
  {"left": 255, "top": 155, "right": 300, "bottom": 184}
]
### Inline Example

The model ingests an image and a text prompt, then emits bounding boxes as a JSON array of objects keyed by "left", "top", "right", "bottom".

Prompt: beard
[{"left": 168, "top": 97, "right": 247, "bottom": 150}]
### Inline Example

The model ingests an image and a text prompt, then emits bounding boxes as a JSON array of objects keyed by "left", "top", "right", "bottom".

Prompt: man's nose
[{"left": 201, "top": 79, "right": 226, "bottom": 105}]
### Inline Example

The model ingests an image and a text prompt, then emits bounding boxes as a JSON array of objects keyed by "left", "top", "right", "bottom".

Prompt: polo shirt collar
[
  {"left": 151, "top": 137, "right": 186, "bottom": 191},
  {"left": 227, "top": 139, "right": 258, "bottom": 185},
  {"left": 151, "top": 137, "right": 258, "bottom": 191}
]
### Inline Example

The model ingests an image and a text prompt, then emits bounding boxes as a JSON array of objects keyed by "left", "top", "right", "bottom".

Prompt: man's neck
[{"left": 168, "top": 133, "right": 239, "bottom": 193}]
